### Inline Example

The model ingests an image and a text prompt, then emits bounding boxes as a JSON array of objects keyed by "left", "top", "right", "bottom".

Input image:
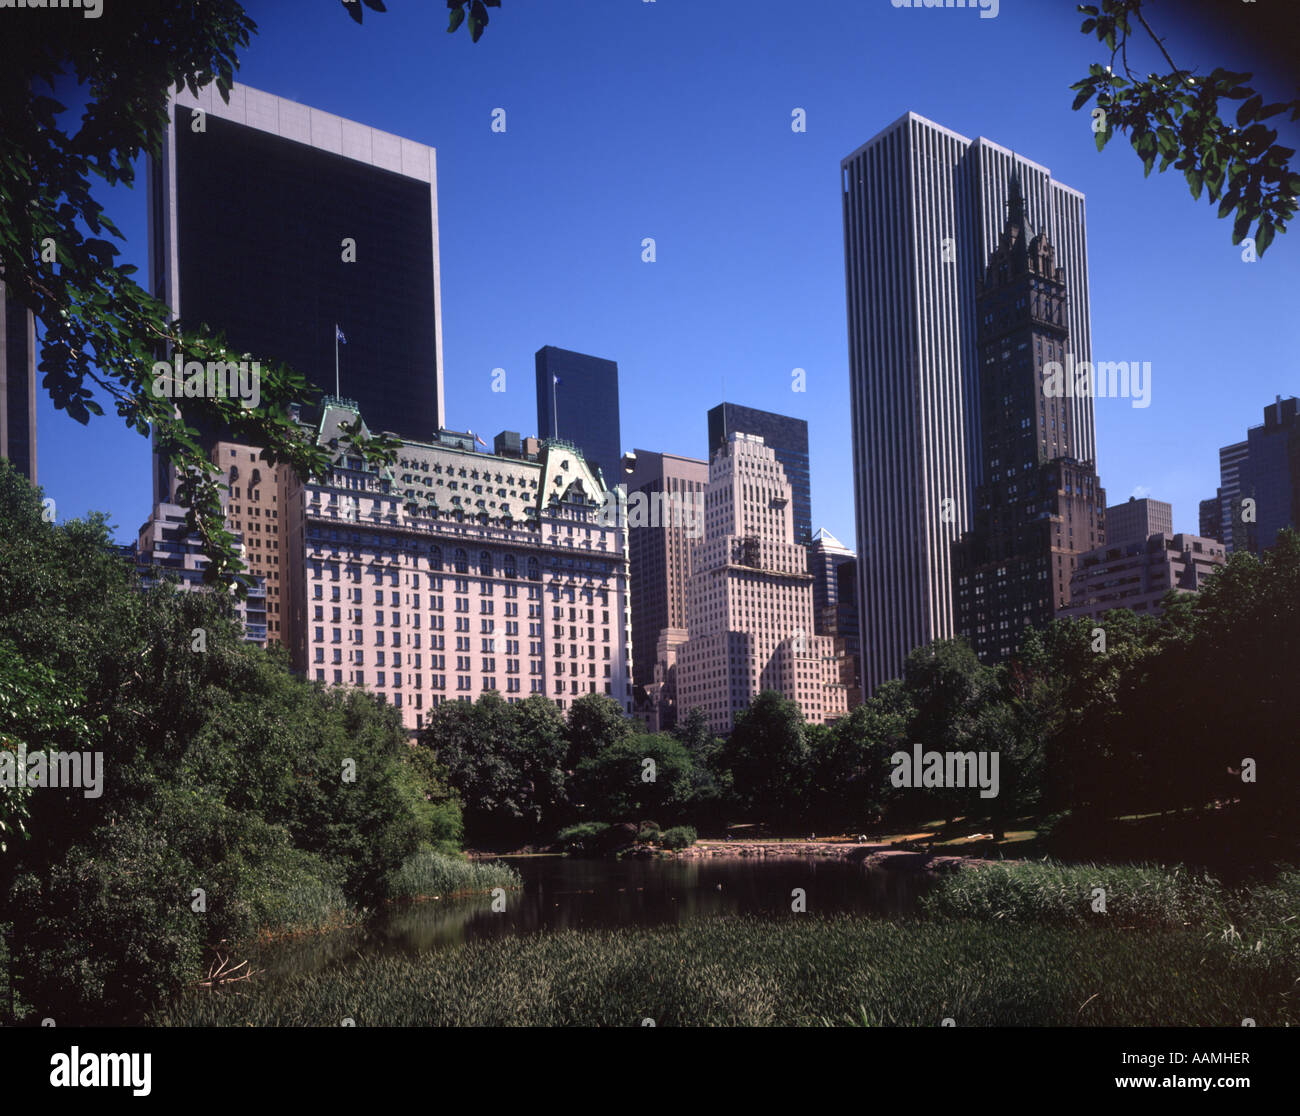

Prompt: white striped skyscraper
[{"left": 841, "top": 112, "right": 1095, "bottom": 694}]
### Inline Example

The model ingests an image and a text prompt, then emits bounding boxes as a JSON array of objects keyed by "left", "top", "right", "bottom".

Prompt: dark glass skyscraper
[
  {"left": 149, "top": 82, "right": 445, "bottom": 501},
  {"left": 0, "top": 282, "right": 36, "bottom": 482},
  {"left": 534, "top": 346, "right": 622, "bottom": 482},
  {"left": 706, "top": 402, "right": 811, "bottom": 545},
  {"left": 952, "top": 175, "right": 1105, "bottom": 663}
]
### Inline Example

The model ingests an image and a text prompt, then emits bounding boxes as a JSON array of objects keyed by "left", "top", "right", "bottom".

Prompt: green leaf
[
  {"left": 1254, "top": 220, "right": 1275, "bottom": 256},
  {"left": 1185, "top": 167, "right": 1204, "bottom": 200},
  {"left": 448, "top": 5, "right": 465, "bottom": 32}
]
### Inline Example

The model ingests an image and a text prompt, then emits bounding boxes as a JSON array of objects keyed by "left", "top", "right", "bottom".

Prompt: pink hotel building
[{"left": 279, "top": 401, "right": 633, "bottom": 733}]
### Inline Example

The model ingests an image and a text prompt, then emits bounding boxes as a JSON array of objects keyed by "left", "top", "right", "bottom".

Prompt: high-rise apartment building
[
  {"left": 677, "top": 433, "right": 847, "bottom": 733},
  {"left": 707, "top": 403, "right": 812, "bottom": 546},
  {"left": 624, "top": 448, "right": 708, "bottom": 730},
  {"left": 952, "top": 175, "right": 1106, "bottom": 662},
  {"left": 1106, "top": 497, "right": 1173, "bottom": 547},
  {"left": 211, "top": 441, "right": 289, "bottom": 646},
  {"left": 1063, "top": 533, "right": 1226, "bottom": 621},
  {"left": 534, "top": 346, "right": 622, "bottom": 483},
  {"left": 148, "top": 82, "right": 445, "bottom": 501},
  {"left": 842, "top": 112, "right": 1094, "bottom": 692},
  {"left": 281, "top": 402, "right": 633, "bottom": 734},
  {"left": 1, "top": 282, "right": 37, "bottom": 483}
]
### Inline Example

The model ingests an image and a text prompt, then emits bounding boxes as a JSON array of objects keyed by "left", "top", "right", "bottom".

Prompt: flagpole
[
  {"left": 334, "top": 326, "right": 340, "bottom": 398},
  {"left": 552, "top": 375, "right": 558, "bottom": 440}
]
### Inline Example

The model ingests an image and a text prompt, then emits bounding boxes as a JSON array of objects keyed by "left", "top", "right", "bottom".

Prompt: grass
[
  {"left": 386, "top": 849, "right": 521, "bottom": 901},
  {"left": 152, "top": 913, "right": 1297, "bottom": 1027}
]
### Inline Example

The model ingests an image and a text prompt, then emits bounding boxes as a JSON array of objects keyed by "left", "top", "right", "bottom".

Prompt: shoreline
[{"left": 469, "top": 840, "right": 1009, "bottom": 872}]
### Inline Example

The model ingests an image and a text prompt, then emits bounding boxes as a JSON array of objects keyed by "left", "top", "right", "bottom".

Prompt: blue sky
[{"left": 38, "top": 0, "right": 1300, "bottom": 549}]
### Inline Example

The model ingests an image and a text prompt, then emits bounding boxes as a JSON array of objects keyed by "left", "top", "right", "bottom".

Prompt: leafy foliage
[{"left": 1071, "top": 1, "right": 1298, "bottom": 255}]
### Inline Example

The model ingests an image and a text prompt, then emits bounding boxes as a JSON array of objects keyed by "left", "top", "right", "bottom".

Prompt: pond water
[{"left": 252, "top": 855, "right": 934, "bottom": 981}]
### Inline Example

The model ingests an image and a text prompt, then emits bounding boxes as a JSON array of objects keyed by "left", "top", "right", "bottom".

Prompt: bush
[
  {"left": 637, "top": 821, "right": 661, "bottom": 842},
  {"left": 554, "top": 822, "right": 610, "bottom": 854},
  {"left": 661, "top": 825, "right": 697, "bottom": 850}
]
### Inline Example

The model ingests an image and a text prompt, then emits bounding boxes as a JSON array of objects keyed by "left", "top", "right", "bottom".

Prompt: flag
[
  {"left": 472, "top": 431, "right": 488, "bottom": 448},
  {"left": 552, "top": 374, "right": 561, "bottom": 385},
  {"left": 336, "top": 325, "right": 347, "bottom": 344}
]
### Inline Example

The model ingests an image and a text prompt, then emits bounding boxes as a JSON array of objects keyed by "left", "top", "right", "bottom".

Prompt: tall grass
[
  {"left": 919, "top": 860, "right": 1229, "bottom": 928},
  {"left": 386, "top": 850, "right": 521, "bottom": 901},
  {"left": 152, "top": 914, "right": 1297, "bottom": 1027}
]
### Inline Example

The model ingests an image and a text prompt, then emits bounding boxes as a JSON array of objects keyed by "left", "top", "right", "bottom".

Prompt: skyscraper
[
  {"left": 0, "top": 282, "right": 36, "bottom": 483},
  {"left": 952, "top": 174, "right": 1106, "bottom": 663},
  {"left": 534, "top": 346, "right": 622, "bottom": 482},
  {"left": 1217, "top": 440, "right": 1250, "bottom": 553},
  {"left": 808, "top": 527, "right": 861, "bottom": 708},
  {"left": 148, "top": 82, "right": 445, "bottom": 501},
  {"left": 842, "top": 112, "right": 1094, "bottom": 693},
  {"left": 707, "top": 402, "right": 812, "bottom": 545},
  {"left": 1239, "top": 395, "right": 1300, "bottom": 554},
  {"left": 624, "top": 448, "right": 708, "bottom": 730},
  {"left": 1106, "top": 497, "right": 1173, "bottom": 547},
  {"left": 677, "top": 433, "right": 846, "bottom": 733},
  {"left": 1198, "top": 497, "right": 1221, "bottom": 543}
]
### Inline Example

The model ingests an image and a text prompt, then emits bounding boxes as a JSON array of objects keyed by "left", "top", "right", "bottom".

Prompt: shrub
[
  {"left": 554, "top": 822, "right": 610, "bottom": 854},
  {"left": 661, "top": 825, "right": 697, "bottom": 850}
]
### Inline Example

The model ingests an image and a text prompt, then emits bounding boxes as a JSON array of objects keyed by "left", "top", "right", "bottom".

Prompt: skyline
[{"left": 29, "top": 0, "right": 1300, "bottom": 554}]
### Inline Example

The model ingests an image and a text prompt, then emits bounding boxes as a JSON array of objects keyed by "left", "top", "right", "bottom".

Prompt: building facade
[
  {"left": 1240, "top": 396, "right": 1300, "bottom": 554},
  {"left": 842, "top": 112, "right": 1094, "bottom": 693},
  {"left": 624, "top": 448, "right": 708, "bottom": 731},
  {"left": 808, "top": 528, "right": 861, "bottom": 709},
  {"left": 707, "top": 403, "right": 812, "bottom": 546},
  {"left": 281, "top": 401, "right": 633, "bottom": 733},
  {"left": 149, "top": 82, "right": 445, "bottom": 502},
  {"left": 1106, "top": 497, "right": 1173, "bottom": 547},
  {"left": 1216, "top": 440, "right": 1250, "bottom": 552},
  {"left": 1063, "top": 533, "right": 1226, "bottom": 621},
  {"left": 952, "top": 175, "right": 1106, "bottom": 663},
  {"left": 1198, "top": 497, "right": 1221, "bottom": 543},
  {"left": 1, "top": 281, "right": 37, "bottom": 483},
  {"left": 534, "top": 346, "right": 622, "bottom": 483},
  {"left": 676, "top": 433, "right": 847, "bottom": 733},
  {"left": 211, "top": 441, "right": 289, "bottom": 646},
  {"left": 132, "top": 502, "right": 268, "bottom": 644}
]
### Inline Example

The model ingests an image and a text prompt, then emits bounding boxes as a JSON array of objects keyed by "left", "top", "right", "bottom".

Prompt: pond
[{"left": 251, "top": 855, "right": 935, "bottom": 981}]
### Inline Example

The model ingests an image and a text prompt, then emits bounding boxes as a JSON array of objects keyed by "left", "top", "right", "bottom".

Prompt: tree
[
  {"left": 564, "top": 693, "right": 634, "bottom": 771},
  {"left": 805, "top": 699, "right": 906, "bottom": 833},
  {"left": 423, "top": 692, "right": 567, "bottom": 840},
  {"left": 0, "top": 460, "right": 451, "bottom": 1021},
  {"left": 1071, "top": 0, "right": 1299, "bottom": 256},
  {"left": 574, "top": 733, "right": 695, "bottom": 825},
  {"left": 719, "top": 691, "right": 809, "bottom": 825}
]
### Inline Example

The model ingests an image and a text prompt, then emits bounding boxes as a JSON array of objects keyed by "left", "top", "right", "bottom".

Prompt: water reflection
[{"left": 252, "top": 856, "right": 933, "bottom": 980}]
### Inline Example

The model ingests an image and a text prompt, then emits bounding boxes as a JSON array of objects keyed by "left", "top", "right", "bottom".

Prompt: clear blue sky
[{"left": 38, "top": 0, "right": 1300, "bottom": 549}]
